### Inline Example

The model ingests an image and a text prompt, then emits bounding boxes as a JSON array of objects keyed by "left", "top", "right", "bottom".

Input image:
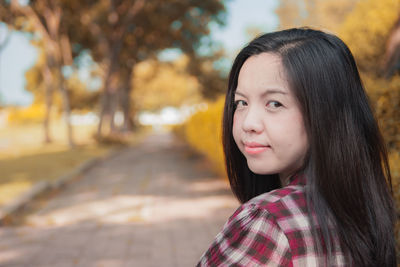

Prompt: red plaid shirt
[{"left": 197, "top": 174, "right": 347, "bottom": 266}]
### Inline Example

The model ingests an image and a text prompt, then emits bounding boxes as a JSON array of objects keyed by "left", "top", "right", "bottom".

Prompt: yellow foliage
[
  {"left": 276, "top": 0, "right": 358, "bottom": 32},
  {"left": 339, "top": 0, "right": 400, "bottom": 255},
  {"left": 339, "top": 4, "right": 400, "bottom": 236},
  {"left": 390, "top": 150, "right": 400, "bottom": 255},
  {"left": 361, "top": 75, "right": 400, "bottom": 151},
  {"left": 133, "top": 56, "right": 202, "bottom": 111},
  {"left": 339, "top": 0, "right": 400, "bottom": 72},
  {"left": 7, "top": 103, "right": 46, "bottom": 124},
  {"left": 176, "top": 96, "right": 226, "bottom": 176}
]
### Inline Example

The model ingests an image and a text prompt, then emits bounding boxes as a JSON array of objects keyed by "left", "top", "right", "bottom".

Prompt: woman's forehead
[{"left": 237, "top": 53, "right": 290, "bottom": 94}]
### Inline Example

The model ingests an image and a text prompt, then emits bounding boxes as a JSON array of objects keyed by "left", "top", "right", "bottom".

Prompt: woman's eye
[
  {"left": 266, "top": 101, "right": 283, "bottom": 109},
  {"left": 234, "top": 100, "right": 247, "bottom": 109}
]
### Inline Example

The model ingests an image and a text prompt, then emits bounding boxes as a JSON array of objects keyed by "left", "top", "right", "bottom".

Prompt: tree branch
[{"left": 10, "top": 0, "right": 51, "bottom": 42}]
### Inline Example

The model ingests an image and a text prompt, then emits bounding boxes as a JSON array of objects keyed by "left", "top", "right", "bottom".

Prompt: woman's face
[{"left": 232, "top": 53, "right": 308, "bottom": 184}]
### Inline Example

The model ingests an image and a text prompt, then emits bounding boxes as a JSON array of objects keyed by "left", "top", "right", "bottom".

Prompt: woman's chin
[{"left": 247, "top": 163, "right": 277, "bottom": 175}]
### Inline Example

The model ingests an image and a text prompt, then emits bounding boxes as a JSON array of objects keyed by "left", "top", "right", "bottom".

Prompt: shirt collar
[{"left": 287, "top": 172, "right": 306, "bottom": 186}]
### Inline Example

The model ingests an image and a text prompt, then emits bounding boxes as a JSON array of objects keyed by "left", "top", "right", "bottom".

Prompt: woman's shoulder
[
  {"left": 252, "top": 182, "right": 306, "bottom": 206},
  {"left": 197, "top": 176, "right": 347, "bottom": 266},
  {"left": 196, "top": 183, "right": 307, "bottom": 266},
  {"left": 230, "top": 182, "right": 307, "bottom": 226}
]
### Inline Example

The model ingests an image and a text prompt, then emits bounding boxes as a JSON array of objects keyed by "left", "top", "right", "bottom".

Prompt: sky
[
  {"left": 0, "top": 0, "right": 279, "bottom": 106},
  {"left": 211, "top": 0, "right": 279, "bottom": 54}
]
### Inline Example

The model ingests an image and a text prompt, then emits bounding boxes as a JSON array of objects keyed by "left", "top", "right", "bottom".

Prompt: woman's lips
[{"left": 243, "top": 142, "right": 270, "bottom": 155}]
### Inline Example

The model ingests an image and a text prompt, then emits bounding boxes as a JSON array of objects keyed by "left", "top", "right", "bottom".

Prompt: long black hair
[{"left": 222, "top": 28, "right": 397, "bottom": 266}]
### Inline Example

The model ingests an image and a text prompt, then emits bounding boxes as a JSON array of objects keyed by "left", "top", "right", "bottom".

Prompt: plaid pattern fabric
[{"left": 197, "top": 175, "right": 347, "bottom": 267}]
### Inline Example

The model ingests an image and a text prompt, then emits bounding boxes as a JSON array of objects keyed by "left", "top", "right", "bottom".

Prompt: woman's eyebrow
[{"left": 235, "top": 88, "right": 287, "bottom": 97}]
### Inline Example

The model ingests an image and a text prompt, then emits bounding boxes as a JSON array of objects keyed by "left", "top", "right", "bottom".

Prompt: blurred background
[{"left": 0, "top": 0, "right": 399, "bottom": 265}]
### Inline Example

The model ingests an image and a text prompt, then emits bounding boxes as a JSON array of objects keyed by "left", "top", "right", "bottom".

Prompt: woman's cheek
[
  {"left": 233, "top": 112, "right": 242, "bottom": 132},
  {"left": 233, "top": 112, "right": 238, "bottom": 126},
  {"left": 232, "top": 113, "right": 241, "bottom": 143}
]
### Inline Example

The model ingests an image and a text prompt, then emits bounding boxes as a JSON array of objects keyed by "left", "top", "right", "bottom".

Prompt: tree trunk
[
  {"left": 120, "top": 68, "right": 134, "bottom": 132},
  {"left": 109, "top": 90, "right": 118, "bottom": 134},
  {"left": 383, "top": 15, "right": 400, "bottom": 78},
  {"left": 9, "top": 0, "right": 75, "bottom": 146},
  {"left": 95, "top": 0, "right": 145, "bottom": 137},
  {"left": 42, "top": 64, "right": 53, "bottom": 143},
  {"left": 97, "top": 40, "right": 121, "bottom": 137},
  {"left": 97, "top": 90, "right": 110, "bottom": 137},
  {"left": 120, "top": 86, "right": 134, "bottom": 132},
  {"left": 58, "top": 74, "right": 74, "bottom": 147}
]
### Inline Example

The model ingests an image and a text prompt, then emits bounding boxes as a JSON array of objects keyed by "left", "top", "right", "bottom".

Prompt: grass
[
  {"left": 0, "top": 144, "right": 110, "bottom": 206},
  {"left": 0, "top": 120, "right": 143, "bottom": 207}
]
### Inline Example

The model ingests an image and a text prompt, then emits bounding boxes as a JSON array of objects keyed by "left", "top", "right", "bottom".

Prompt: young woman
[{"left": 197, "top": 28, "right": 397, "bottom": 266}]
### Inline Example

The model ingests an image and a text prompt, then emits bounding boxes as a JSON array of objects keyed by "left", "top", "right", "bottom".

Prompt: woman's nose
[{"left": 241, "top": 107, "right": 264, "bottom": 133}]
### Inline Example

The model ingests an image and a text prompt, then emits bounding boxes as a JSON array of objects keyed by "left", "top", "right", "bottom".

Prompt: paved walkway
[{"left": 0, "top": 132, "right": 238, "bottom": 267}]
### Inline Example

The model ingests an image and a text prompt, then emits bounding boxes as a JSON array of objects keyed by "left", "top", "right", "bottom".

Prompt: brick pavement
[{"left": 0, "top": 132, "right": 238, "bottom": 267}]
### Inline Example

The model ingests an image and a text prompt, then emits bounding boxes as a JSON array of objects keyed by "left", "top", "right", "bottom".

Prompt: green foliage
[
  {"left": 186, "top": 51, "right": 228, "bottom": 99},
  {"left": 65, "top": 0, "right": 228, "bottom": 134},
  {"left": 67, "top": 0, "right": 227, "bottom": 76},
  {"left": 1, "top": 0, "right": 228, "bottom": 137}
]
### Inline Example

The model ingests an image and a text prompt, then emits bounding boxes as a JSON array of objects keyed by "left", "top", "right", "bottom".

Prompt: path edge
[{"left": 0, "top": 146, "right": 127, "bottom": 224}]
